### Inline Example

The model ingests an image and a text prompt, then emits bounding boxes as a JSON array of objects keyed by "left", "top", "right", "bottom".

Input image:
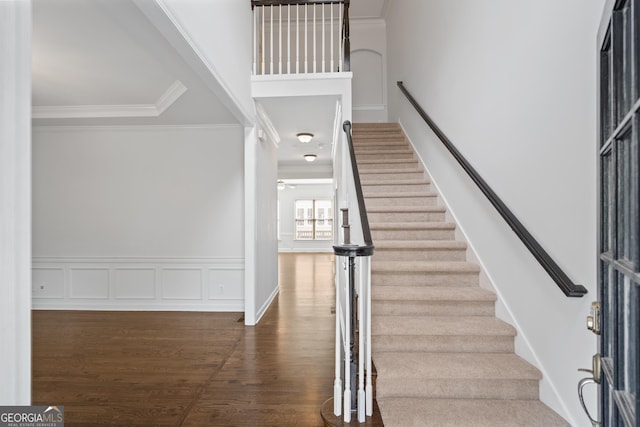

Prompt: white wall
[
  {"left": 350, "top": 19, "right": 387, "bottom": 122},
  {"left": 278, "top": 183, "right": 335, "bottom": 253},
  {"left": 386, "top": 1, "right": 603, "bottom": 425},
  {"left": 32, "top": 125, "right": 245, "bottom": 311},
  {"left": 151, "top": 0, "right": 255, "bottom": 124},
  {"left": 244, "top": 126, "right": 279, "bottom": 325},
  {"left": 0, "top": 0, "right": 31, "bottom": 405}
]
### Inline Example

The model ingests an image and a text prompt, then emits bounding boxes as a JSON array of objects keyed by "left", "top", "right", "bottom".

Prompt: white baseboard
[{"left": 254, "top": 284, "right": 279, "bottom": 324}]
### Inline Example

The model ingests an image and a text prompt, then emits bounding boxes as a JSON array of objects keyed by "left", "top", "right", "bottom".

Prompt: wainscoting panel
[
  {"left": 114, "top": 268, "right": 156, "bottom": 300},
  {"left": 32, "top": 257, "right": 245, "bottom": 311},
  {"left": 161, "top": 269, "right": 202, "bottom": 300},
  {"left": 32, "top": 268, "right": 65, "bottom": 299},
  {"left": 70, "top": 268, "right": 110, "bottom": 299}
]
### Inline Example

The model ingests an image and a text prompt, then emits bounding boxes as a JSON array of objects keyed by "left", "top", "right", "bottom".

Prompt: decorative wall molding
[
  {"left": 255, "top": 102, "right": 281, "bottom": 146},
  {"left": 32, "top": 257, "right": 245, "bottom": 312},
  {"left": 32, "top": 80, "right": 187, "bottom": 119},
  {"left": 32, "top": 123, "right": 242, "bottom": 132}
]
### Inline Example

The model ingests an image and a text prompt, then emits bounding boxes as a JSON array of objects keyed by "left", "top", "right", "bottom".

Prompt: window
[{"left": 294, "top": 199, "right": 333, "bottom": 240}]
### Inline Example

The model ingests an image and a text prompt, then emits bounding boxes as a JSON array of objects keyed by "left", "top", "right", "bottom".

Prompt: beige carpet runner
[{"left": 353, "top": 122, "right": 570, "bottom": 427}]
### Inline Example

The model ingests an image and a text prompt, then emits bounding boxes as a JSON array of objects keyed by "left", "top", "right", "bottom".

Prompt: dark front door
[{"left": 598, "top": 0, "right": 640, "bottom": 425}]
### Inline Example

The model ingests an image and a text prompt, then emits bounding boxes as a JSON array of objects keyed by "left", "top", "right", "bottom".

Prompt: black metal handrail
[
  {"left": 334, "top": 120, "right": 374, "bottom": 257},
  {"left": 397, "top": 81, "right": 587, "bottom": 297}
]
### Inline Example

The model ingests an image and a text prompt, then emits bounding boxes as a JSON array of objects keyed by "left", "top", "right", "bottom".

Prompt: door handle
[{"left": 577, "top": 353, "right": 601, "bottom": 427}]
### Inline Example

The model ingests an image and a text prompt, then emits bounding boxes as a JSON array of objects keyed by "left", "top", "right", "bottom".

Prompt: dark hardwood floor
[{"left": 33, "top": 253, "right": 381, "bottom": 427}]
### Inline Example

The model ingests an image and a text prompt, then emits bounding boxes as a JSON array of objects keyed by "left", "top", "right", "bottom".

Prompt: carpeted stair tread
[
  {"left": 365, "top": 191, "right": 437, "bottom": 198},
  {"left": 357, "top": 158, "right": 420, "bottom": 164},
  {"left": 374, "top": 352, "right": 542, "bottom": 380},
  {"left": 362, "top": 178, "right": 429, "bottom": 186},
  {"left": 372, "top": 260, "right": 480, "bottom": 273},
  {"left": 372, "top": 315, "right": 515, "bottom": 337},
  {"left": 367, "top": 205, "right": 445, "bottom": 214},
  {"left": 376, "top": 398, "right": 570, "bottom": 427},
  {"left": 372, "top": 285, "right": 496, "bottom": 302},
  {"left": 370, "top": 222, "right": 454, "bottom": 229},
  {"left": 374, "top": 240, "right": 466, "bottom": 250},
  {"left": 374, "top": 353, "right": 541, "bottom": 400},
  {"left": 354, "top": 148, "right": 413, "bottom": 155},
  {"left": 360, "top": 167, "right": 423, "bottom": 174}
]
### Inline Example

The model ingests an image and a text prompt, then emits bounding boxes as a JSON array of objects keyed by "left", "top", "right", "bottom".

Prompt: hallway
[{"left": 33, "top": 253, "right": 338, "bottom": 426}]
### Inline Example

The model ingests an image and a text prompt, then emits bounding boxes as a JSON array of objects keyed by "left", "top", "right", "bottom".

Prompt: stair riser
[
  {"left": 363, "top": 184, "right": 431, "bottom": 194},
  {"left": 368, "top": 211, "right": 446, "bottom": 223},
  {"left": 371, "top": 229, "right": 454, "bottom": 240},
  {"left": 357, "top": 153, "right": 415, "bottom": 161},
  {"left": 372, "top": 300, "right": 495, "bottom": 317},
  {"left": 375, "top": 379, "right": 540, "bottom": 400},
  {"left": 360, "top": 172, "right": 424, "bottom": 181},
  {"left": 374, "top": 248, "right": 467, "bottom": 262},
  {"left": 365, "top": 196, "right": 438, "bottom": 207},
  {"left": 372, "top": 336, "right": 514, "bottom": 354},
  {"left": 372, "top": 272, "right": 478, "bottom": 287}
]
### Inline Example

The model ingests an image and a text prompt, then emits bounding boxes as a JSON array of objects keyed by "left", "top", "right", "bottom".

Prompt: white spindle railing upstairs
[
  {"left": 332, "top": 120, "right": 374, "bottom": 423},
  {"left": 251, "top": 0, "right": 350, "bottom": 75}
]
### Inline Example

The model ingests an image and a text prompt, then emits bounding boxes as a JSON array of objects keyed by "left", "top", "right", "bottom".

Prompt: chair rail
[{"left": 397, "top": 81, "right": 587, "bottom": 297}]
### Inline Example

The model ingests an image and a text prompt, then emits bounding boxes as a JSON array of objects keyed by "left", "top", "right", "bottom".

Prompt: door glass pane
[
  {"left": 314, "top": 200, "right": 333, "bottom": 240},
  {"left": 602, "top": 30, "right": 614, "bottom": 143},
  {"left": 613, "top": 2, "right": 634, "bottom": 125},
  {"left": 617, "top": 126, "right": 638, "bottom": 265},
  {"left": 603, "top": 149, "right": 613, "bottom": 253},
  {"left": 602, "top": 262, "right": 614, "bottom": 358}
]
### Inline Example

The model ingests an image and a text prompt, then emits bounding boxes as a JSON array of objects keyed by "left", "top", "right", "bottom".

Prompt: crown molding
[
  {"left": 255, "top": 102, "right": 281, "bottom": 146},
  {"left": 32, "top": 80, "right": 187, "bottom": 119},
  {"left": 32, "top": 123, "right": 242, "bottom": 132}
]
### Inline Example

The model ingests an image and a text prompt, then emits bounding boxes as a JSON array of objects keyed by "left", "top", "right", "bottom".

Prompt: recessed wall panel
[
  {"left": 70, "top": 268, "right": 109, "bottom": 299},
  {"left": 161, "top": 269, "right": 202, "bottom": 300},
  {"left": 32, "top": 268, "right": 64, "bottom": 299},
  {"left": 114, "top": 268, "right": 156, "bottom": 299}
]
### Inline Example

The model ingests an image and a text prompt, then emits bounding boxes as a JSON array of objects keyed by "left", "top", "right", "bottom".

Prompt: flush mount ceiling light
[
  {"left": 296, "top": 132, "right": 314, "bottom": 143},
  {"left": 303, "top": 154, "right": 317, "bottom": 162}
]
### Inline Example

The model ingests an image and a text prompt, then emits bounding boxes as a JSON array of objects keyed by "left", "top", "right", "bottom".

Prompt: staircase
[{"left": 352, "top": 123, "right": 570, "bottom": 427}]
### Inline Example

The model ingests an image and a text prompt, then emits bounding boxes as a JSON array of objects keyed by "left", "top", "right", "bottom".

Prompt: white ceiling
[
  {"left": 32, "top": 0, "right": 237, "bottom": 127},
  {"left": 31, "top": 0, "right": 386, "bottom": 171}
]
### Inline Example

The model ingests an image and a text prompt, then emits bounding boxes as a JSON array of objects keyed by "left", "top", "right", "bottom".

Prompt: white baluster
[
  {"left": 358, "top": 257, "right": 366, "bottom": 422},
  {"left": 269, "top": 5, "right": 273, "bottom": 74},
  {"left": 304, "top": 4, "right": 308, "bottom": 73},
  {"left": 313, "top": 4, "right": 317, "bottom": 73},
  {"left": 365, "top": 255, "right": 373, "bottom": 416},
  {"left": 296, "top": 4, "right": 299, "bottom": 74},
  {"left": 278, "top": 5, "right": 282, "bottom": 74},
  {"left": 339, "top": 3, "right": 343, "bottom": 71},
  {"left": 287, "top": 4, "right": 290, "bottom": 74},
  {"left": 252, "top": 6, "right": 256, "bottom": 75},
  {"left": 330, "top": 3, "right": 334, "bottom": 72},
  {"left": 322, "top": 4, "right": 325, "bottom": 72},
  {"left": 261, "top": 6, "right": 265, "bottom": 75},
  {"left": 343, "top": 258, "right": 351, "bottom": 423}
]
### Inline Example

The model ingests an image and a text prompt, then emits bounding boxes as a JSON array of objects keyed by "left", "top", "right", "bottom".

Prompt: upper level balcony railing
[{"left": 251, "top": 0, "right": 350, "bottom": 75}]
